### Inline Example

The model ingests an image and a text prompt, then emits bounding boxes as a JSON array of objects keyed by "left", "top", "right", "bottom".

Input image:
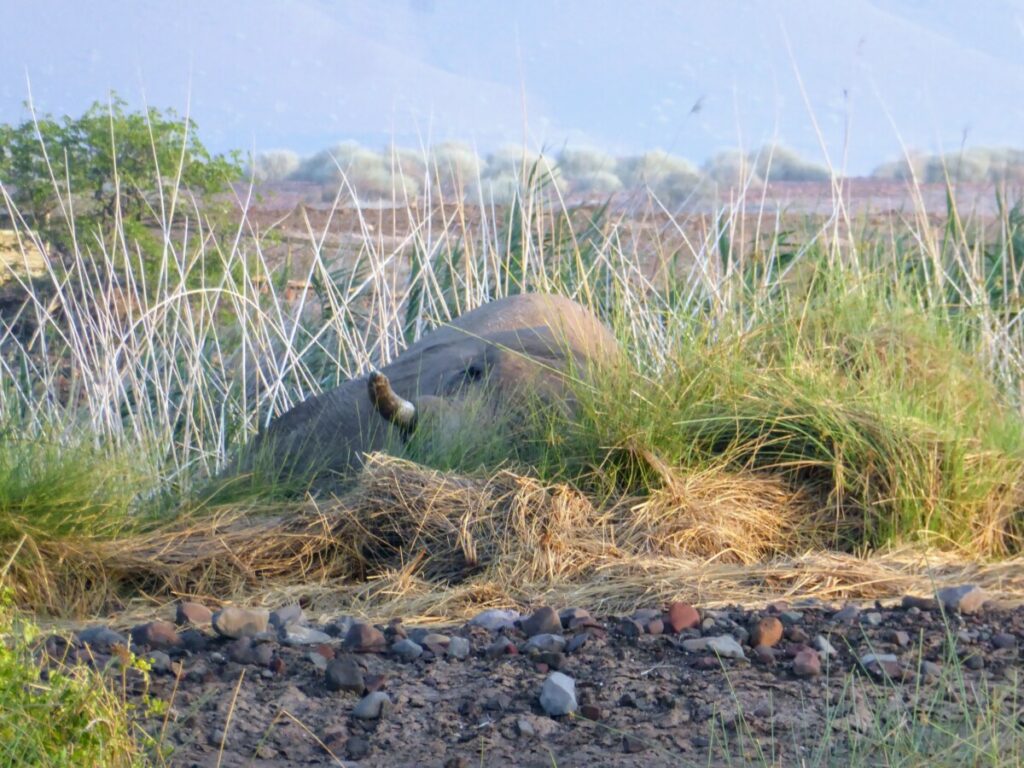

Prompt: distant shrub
[
  {"left": 429, "top": 141, "right": 481, "bottom": 195},
  {"left": 570, "top": 170, "right": 623, "bottom": 196},
  {"left": 754, "top": 144, "right": 830, "bottom": 182},
  {"left": 872, "top": 147, "right": 1024, "bottom": 184},
  {"left": 251, "top": 149, "right": 300, "bottom": 182},
  {"left": 558, "top": 147, "right": 618, "bottom": 178},
  {"left": 703, "top": 150, "right": 763, "bottom": 189},
  {"left": 617, "top": 151, "right": 703, "bottom": 204}
]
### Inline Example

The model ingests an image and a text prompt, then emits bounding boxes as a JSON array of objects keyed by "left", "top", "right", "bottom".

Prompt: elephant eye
[{"left": 465, "top": 364, "right": 484, "bottom": 382}]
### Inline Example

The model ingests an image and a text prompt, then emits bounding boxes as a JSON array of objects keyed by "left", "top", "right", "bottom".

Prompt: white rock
[
  {"left": 278, "top": 625, "right": 333, "bottom": 646},
  {"left": 469, "top": 609, "right": 521, "bottom": 633},
  {"left": 813, "top": 635, "right": 838, "bottom": 658},
  {"left": 447, "top": 636, "right": 471, "bottom": 660},
  {"left": 539, "top": 671, "right": 577, "bottom": 716},
  {"left": 682, "top": 634, "right": 746, "bottom": 660}
]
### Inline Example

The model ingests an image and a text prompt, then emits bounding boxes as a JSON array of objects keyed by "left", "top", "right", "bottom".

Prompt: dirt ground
[{"left": 49, "top": 588, "right": 1024, "bottom": 767}]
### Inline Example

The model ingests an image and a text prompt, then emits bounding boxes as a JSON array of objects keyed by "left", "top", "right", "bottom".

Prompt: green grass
[{"left": 0, "top": 567, "right": 145, "bottom": 766}]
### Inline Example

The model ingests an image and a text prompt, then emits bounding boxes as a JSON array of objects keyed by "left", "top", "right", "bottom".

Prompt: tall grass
[{"left": 2, "top": 124, "right": 1024, "bottom": 558}]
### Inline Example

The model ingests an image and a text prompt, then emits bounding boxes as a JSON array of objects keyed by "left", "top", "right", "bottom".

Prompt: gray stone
[
  {"left": 77, "top": 626, "right": 127, "bottom": 652},
  {"left": 212, "top": 607, "right": 270, "bottom": 639},
  {"left": 269, "top": 604, "right": 305, "bottom": 629},
  {"left": 937, "top": 585, "right": 987, "bottom": 614},
  {"left": 832, "top": 604, "right": 860, "bottom": 624},
  {"left": 813, "top": 635, "right": 838, "bottom": 658},
  {"left": 447, "top": 636, "right": 471, "bottom": 660},
  {"left": 559, "top": 608, "right": 591, "bottom": 629},
  {"left": 682, "top": 635, "right": 746, "bottom": 660},
  {"left": 326, "top": 657, "right": 365, "bottom": 693},
  {"left": 469, "top": 609, "right": 520, "bottom": 633},
  {"left": 864, "top": 612, "right": 883, "bottom": 627},
  {"left": 309, "top": 650, "right": 329, "bottom": 672},
  {"left": 144, "top": 650, "right": 173, "bottom": 674},
  {"left": 391, "top": 638, "right": 423, "bottom": 662},
  {"left": 278, "top": 624, "right": 332, "bottom": 646},
  {"left": 539, "top": 671, "right": 577, "bottom": 716},
  {"left": 352, "top": 691, "right": 391, "bottom": 720},
  {"left": 523, "top": 633, "right": 566, "bottom": 654},
  {"left": 779, "top": 611, "right": 804, "bottom": 625},
  {"left": 521, "top": 607, "right": 562, "bottom": 638}
]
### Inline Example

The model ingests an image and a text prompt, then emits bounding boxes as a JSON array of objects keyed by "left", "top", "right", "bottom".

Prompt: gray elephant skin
[{"left": 239, "top": 293, "right": 620, "bottom": 489}]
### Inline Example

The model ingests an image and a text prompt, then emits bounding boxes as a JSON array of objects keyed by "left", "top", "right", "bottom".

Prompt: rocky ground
[{"left": 45, "top": 585, "right": 1024, "bottom": 767}]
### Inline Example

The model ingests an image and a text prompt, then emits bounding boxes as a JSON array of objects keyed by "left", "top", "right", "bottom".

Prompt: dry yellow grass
[{"left": 5, "top": 453, "right": 1023, "bottom": 623}]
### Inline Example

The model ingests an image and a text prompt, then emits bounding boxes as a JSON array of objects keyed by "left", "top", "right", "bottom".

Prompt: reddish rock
[
  {"left": 646, "top": 618, "right": 664, "bottom": 635},
  {"left": 175, "top": 602, "right": 213, "bottom": 627},
  {"left": 793, "top": 649, "right": 821, "bottom": 677},
  {"left": 580, "top": 704, "right": 602, "bottom": 721},
  {"left": 748, "top": 617, "right": 784, "bottom": 648},
  {"left": 666, "top": 602, "right": 700, "bottom": 633},
  {"left": 130, "top": 620, "right": 182, "bottom": 651},
  {"left": 521, "top": 607, "right": 562, "bottom": 637},
  {"left": 344, "top": 622, "right": 386, "bottom": 653},
  {"left": 752, "top": 645, "right": 778, "bottom": 666}
]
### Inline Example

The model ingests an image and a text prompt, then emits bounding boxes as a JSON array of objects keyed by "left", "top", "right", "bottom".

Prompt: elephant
[{"left": 237, "top": 293, "right": 620, "bottom": 490}]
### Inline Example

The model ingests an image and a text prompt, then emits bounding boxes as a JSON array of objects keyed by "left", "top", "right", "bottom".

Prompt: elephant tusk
[{"left": 368, "top": 371, "right": 417, "bottom": 434}]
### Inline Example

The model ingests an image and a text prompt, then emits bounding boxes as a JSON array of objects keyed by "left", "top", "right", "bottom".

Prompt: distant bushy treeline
[
  {"left": 871, "top": 148, "right": 1024, "bottom": 184},
  {"left": 250, "top": 142, "right": 837, "bottom": 204}
]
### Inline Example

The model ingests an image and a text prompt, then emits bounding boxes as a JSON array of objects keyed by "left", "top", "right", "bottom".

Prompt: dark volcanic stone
[
  {"left": 326, "top": 657, "right": 365, "bottom": 694},
  {"left": 77, "top": 626, "right": 127, "bottom": 653}
]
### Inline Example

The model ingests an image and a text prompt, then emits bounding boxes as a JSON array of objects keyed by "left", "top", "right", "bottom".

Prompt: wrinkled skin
[{"left": 239, "top": 293, "right": 620, "bottom": 489}]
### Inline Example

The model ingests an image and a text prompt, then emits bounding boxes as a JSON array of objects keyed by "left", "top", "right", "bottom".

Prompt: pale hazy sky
[{"left": 4, "top": 0, "right": 1024, "bottom": 173}]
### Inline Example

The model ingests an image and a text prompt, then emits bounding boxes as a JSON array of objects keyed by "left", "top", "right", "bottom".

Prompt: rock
[
  {"left": 226, "top": 637, "right": 256, "bottom": 664},
  {"left": 352, "top": 691, "right": 391, "bottom": 720},
  {"left": 565, "top": 632, "right": 590, "bottom": 654},
  {"left": 632, "top": 608, "right": 662, "bottom": 623},
  {"left": 447, "top": 636, "right": 471, "bottom": 660},
  {"left": 580, "top": 704, "right": 602, "bottom": 721},
  {"left": 325, "top": 616, "right": 356, "bottom": 637},
  {"left": 748, "top": 617, "right": 783, "bottom": 648},
  {"left": 682, "top": 635, "right": 746, "bottom": 660},
  {"left": 346, "top": 737, "right": 370, "bottom": 759},
  {"left": 901, "top": 595, "right": 937, "bottom": 611},
  {"left": 779, "top": 611, "right": 804, "bottom": 625},
  {"left": 752, "top": 645, "right": 778, "bottom": 666},
  {"left": 786, "top": 625, "right": 810, "bottom": 643},
  {"left": 536, "top": 651, "right": 566, "bottom": 670},
  {"left": 278, "top": 625, "right": 333, "bottom": 646},
  {"left": 539, "top": 671, "right": 577, "bottom": 716},
  {"left": 623, "top": 734, "right": 648, "bottom": 753},
  {"left": 993, "top": 632, "right": 1017, "bottom": 650},
  {"left": 666, "top": 602, "right": 700, "bottom": 633},
  {"left": 618, "top": 618, "right": 645, "bottom": 639},
  {"left": 469, "top": 609, "right": 520, "bottom": 633},
  {"left": 921, "top": 660, "right": 942, "bottom": 682},
  {"left": 130, "top": 621, "right": 181, "bottom": 651},
  {"left": 893, "top": 630, "right": 911, "bottom": 648},
  {"left": 308, "top": 650, "right": 329, "bottom": 672},
  {"left": 559, "top": 608, "right": 591, "bottom": 628},
  {"left": 391, "top": 638, "right": 424, "bottom": 662},
  {"left": 77, "top": 626, "right": 127, "bottom": 652},
  {"left": 364, "top": 673, "right": 388, "bottom": 693},
  {"left": 326, "top": 657, "right": 365, "bottom": 694},
  {"left": 859, "top": 653, "right": 902, "bottom": 679},
  {"left": 963, "top": 653, "right": 984, "bottom": 670},
  {"left": 516, "top": 718, "right": 536, "bottom": 737},
  {"left": 269, "top": 604, "right": 304, "bottom": 629},
  {"left": 937, "top": 585, "right": 987, "bottom": 615},
  {"left": 524, "top": 634, "right": 566, "bottom": 654},
  {"left": 521, "top": 607, "right": 562, "bottom": 638},
  {"left": 344, "top": 622, "right": 386, "bottom": 653},
  {"left": 420, "top": 633, "right": 450, "bottom": 655},
  {"left": 832, "top": 604, "right": 860, "bottom": 624},
  {"left": 175, "top": 601, "right": 213, "bottom": 627},
  {"left": 179, "top": 629, "right": 209, "bottom": 653},
  {"left": 646, "top": 618, "right": 665, "bottom": 635},
  {"left": 144, "top": 650, "right": 173, "bottom": 674},
  {"left": 212, "top": 607, "right": 270, "bottom": 639},
  {"left": 793, "top": 648, "right": 821, "bottom": 677},
  {"left": 859, "top": 652, "right": 899, "bottom": 667},
  {"left": 864, "top": 612, "right": 883, "bottom": 627},
  {"left": 485, "top": 636, "right": 517, "bottom": 659},
  {"left": 813, "top": 635, "right": 838, "bottom": 658}
]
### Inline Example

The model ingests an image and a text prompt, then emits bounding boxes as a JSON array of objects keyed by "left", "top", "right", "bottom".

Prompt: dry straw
[{"left": 6, "top": 453, "right": 1020, "bottom": 622}]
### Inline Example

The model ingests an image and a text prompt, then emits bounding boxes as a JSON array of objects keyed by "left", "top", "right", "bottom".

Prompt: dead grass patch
[{"left": 4, "top": 454, "right": 1021, "bottom": 621}]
